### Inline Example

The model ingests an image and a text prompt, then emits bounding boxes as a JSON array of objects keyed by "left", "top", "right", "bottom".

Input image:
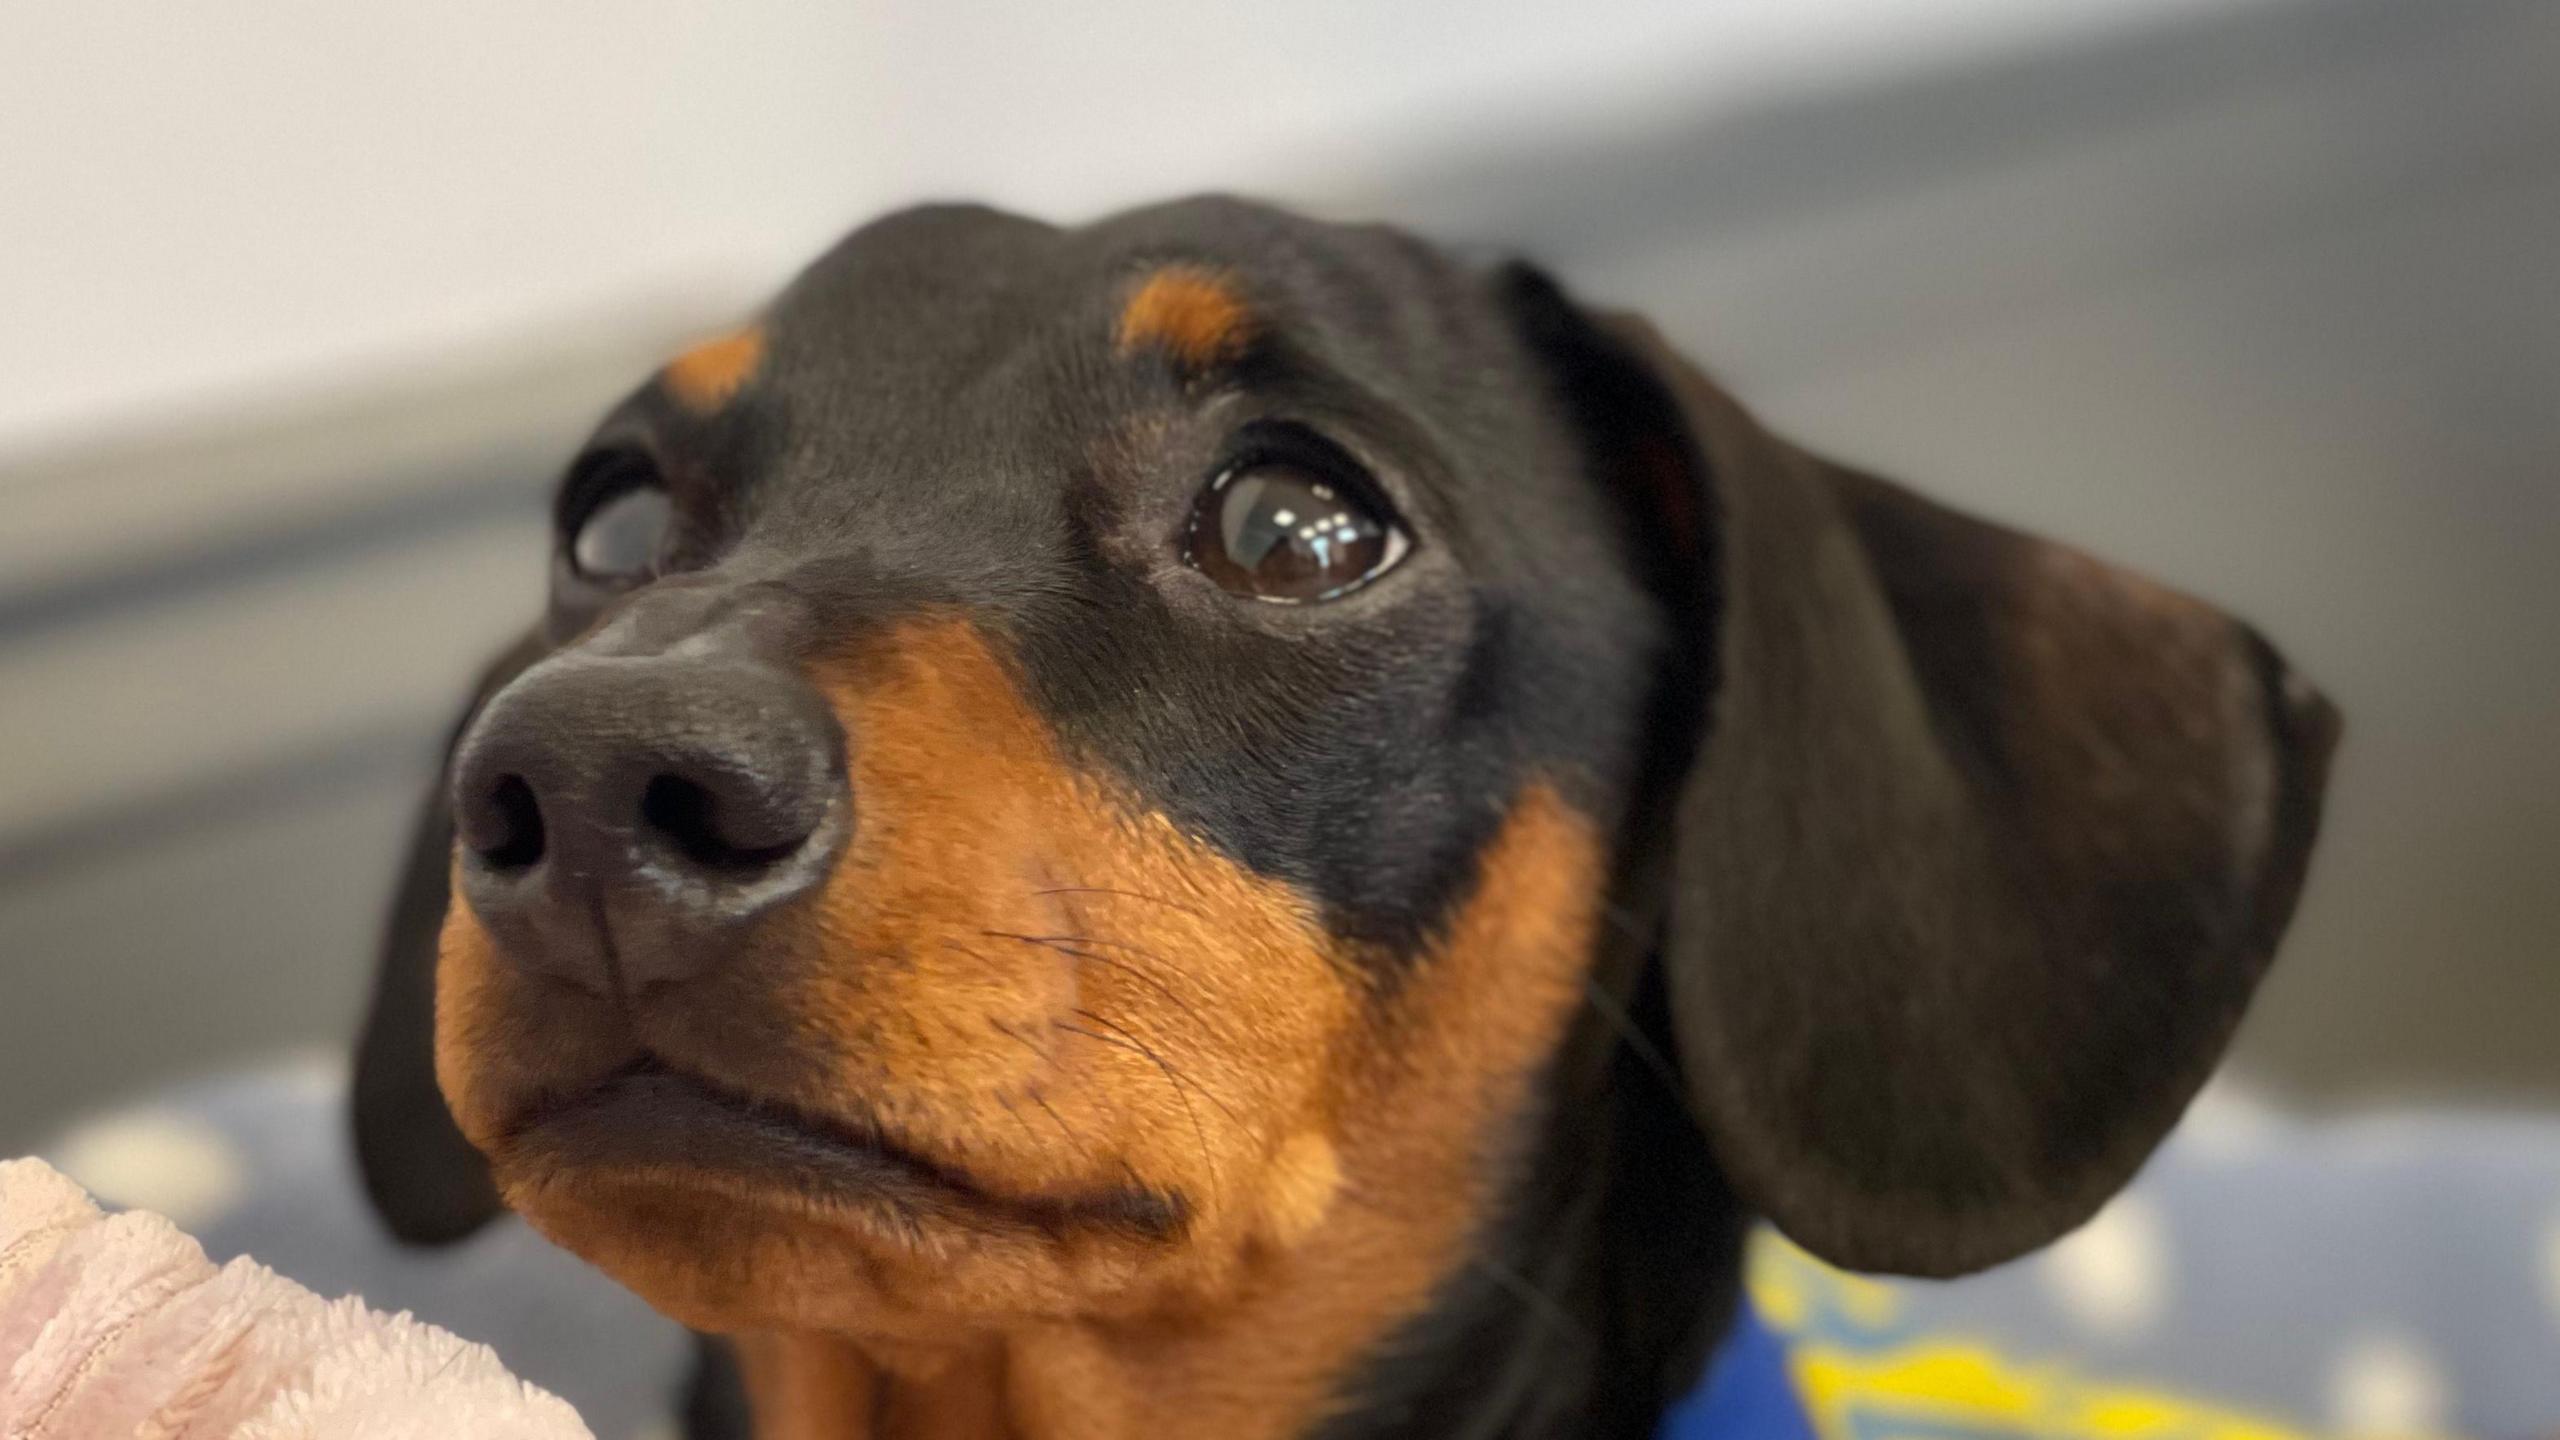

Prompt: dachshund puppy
[{"left": 354, "top": 197, "right": 2337, "bottom": 1440}]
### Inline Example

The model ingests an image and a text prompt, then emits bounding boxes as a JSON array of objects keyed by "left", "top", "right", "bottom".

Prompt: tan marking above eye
[
  {"left": 661, "top": 325, "right": 766, "bottom": 413},
  {"left": 1115, "top": 265, "right": 1253, "bottom": 369}
]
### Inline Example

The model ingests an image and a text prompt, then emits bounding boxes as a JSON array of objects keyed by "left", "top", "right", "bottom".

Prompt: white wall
[{"left": 0, "top": 0, "right": 2238, "bottom": 459}]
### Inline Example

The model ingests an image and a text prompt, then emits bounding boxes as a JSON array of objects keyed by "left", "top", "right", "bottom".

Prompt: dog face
[{"left": 356, "top": 198, "right": 2336, "bottom": 1431}]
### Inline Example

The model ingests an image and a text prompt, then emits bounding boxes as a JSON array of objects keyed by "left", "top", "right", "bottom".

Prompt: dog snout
[{"left": 449, "top": 648, "right": 848, "bottom": 995}]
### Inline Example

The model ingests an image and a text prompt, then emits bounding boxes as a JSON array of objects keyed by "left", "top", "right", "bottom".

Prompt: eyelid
[
  {"left": 1212, "top": 419, "right": 1404, "bottom": 522},
  {"left": 555, "top": 446, "right": 663, "bottom": 536}
]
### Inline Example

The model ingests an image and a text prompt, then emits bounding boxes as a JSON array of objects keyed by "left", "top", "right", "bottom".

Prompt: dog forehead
[
  {"left": 755, "top": 198, "right": 1478, "bottom": 391},
  {"left": 718, "top": 200, "right": 1531, "bottom": 569},
  {"left": 765, "top": 203, "right": 1064, "bottom": 355}
]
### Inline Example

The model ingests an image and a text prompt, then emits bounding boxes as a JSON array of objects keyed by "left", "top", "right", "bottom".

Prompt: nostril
[
  {"left": 477, "top": 774, "right": 547, "bottom": 870},
  {"left": 639, "top": 773, "right": 813, "bottom": 874}
]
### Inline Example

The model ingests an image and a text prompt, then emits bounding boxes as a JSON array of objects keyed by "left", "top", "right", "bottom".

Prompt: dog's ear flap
[
  {"left": 1504, "top": 268, "right": 2339, "bottom": 1277},
  {"left": 351, "top": 631, "right": 547, "bottom": 1245}
]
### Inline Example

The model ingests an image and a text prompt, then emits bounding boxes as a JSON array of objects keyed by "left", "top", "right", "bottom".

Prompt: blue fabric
[{"left": 1659, "top": 1301, "right": 1815, "bottom": 1440}]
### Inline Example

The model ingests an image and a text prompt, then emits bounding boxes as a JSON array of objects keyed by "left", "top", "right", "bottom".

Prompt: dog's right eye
[
  {"left": 563, "top": 453, "right": 671, "bottom": 584},
  {"left": 1183, "top": 426, "right": 1412, "bottom": 604}
]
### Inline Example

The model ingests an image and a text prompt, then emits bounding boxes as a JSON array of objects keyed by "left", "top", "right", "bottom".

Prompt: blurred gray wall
[{"left": 3, "top": 0, "right": 2555, "bottom": 1151}]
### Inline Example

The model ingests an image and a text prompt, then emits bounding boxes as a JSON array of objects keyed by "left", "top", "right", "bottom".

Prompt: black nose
[{"left": 449, "top": 651, "right": 848, "bottom": 996}]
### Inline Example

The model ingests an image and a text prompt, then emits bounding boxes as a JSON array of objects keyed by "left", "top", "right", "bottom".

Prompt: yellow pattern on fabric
[{"left": 1746, "top": 1231, "right": 2316, "bottom": 1440}]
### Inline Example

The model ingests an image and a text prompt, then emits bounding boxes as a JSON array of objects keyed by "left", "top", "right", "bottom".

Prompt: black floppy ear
[
  {"left": 1507, "top": 269, "right": 2340, "bottom": 1277},
  {"left": 351, "top": 631, "right": 547, "bottom": 1244}
]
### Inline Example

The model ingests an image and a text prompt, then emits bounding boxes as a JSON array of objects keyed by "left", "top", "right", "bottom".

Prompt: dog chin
[{"left": 498, "top": 1159, "right": 1201, "bottom": 1338}]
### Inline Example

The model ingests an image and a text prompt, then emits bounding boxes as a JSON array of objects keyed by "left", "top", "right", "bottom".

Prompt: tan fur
[
  {"left": 662, "top": 326, "right": 767, "bottom": 413},
  {"left": 432, "top": 898, "right": 633, "bottom": 1156},
  {"left": 436, "top": 618, "right": 1607, "bottom": 1438},
  {"left": 735, "top": 1332, "right": 882, "bottom": 1440},
  {"left": 1114, "top": 267, "right": 1253, "bottom": 370}
]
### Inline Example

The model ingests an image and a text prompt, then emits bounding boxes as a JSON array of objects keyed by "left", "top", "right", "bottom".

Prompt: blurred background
[{"left": 2, "top": 0, "right": 2557, "bottom": 1423}]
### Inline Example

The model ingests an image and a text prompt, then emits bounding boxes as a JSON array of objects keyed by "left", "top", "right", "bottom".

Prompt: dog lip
[
  {"left": 503, "top": 1061, "right": 1185, "bottom": 1240},
  {"left": 507, "top": 1061, "right": 989, "bottom": 1210}
]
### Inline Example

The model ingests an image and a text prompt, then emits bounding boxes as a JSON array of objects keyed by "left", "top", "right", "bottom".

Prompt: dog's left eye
[
  {"left": 1185, "top": 449, "right": 1410, "bottom": 603},
  {"left": 565, "top": 455, "right": 672, "bottom": 584}
]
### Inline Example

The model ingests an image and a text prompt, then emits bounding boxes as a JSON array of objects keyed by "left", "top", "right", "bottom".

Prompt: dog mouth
[{"left": 501, "top": 1060, "right": 1185, "bottom": 1241}]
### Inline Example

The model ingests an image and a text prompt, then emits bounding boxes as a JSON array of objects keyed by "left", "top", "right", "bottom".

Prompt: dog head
[{"left": 354, "top": 197, "right": 2335, "bottom": 1427}]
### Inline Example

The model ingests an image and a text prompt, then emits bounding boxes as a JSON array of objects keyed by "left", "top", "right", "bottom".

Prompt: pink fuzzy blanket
[{"left": 0, "top": 1157, "right": 589, "bottom": 1438}]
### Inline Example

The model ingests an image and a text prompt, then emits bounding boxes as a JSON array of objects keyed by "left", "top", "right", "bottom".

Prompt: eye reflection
[
  {"left": 1186, "top": 461, "right": 1409, "bottom": 603},
  {"left": 570, "top": 484, "right": 672, "bottom": 583}
]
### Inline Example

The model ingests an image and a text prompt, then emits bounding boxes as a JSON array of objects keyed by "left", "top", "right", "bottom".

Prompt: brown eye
[
  {"left": 1185, "top": 460, "right": 1411, "bottom": 603},
  {"left": 566, "top": 457, "right": 671, "bottom": 583}
]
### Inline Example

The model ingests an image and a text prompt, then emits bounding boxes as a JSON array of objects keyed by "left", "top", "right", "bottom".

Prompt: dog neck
[
  {"left": 720, "top": 964, "right": 1741, "bottom": 1440},
  {"left": 1307, "top": 959, "right": 1745, "bottom": 1440},
  {"left": 729, "top": 1333, "right": 1002, "bottom": 1439}
]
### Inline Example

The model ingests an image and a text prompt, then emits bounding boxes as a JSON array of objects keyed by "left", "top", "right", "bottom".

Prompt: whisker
[
  {"left": 1070, "top": 1008, "right": 1244, "bottom": 1129},
  {"left": 1032, "top": 885, "right": 1214, "bottom": 921},
  {"left": 985, "top": 1014, "right": 1047, "bottom": 1055},
  {"left": 1024, "top": 1088, "right": 1081, "bottom": 1151},
  {"left": 1597, "top": 900, "right": 1653, "bottom": 945},
  {"left": 1466, "top": 1253, "right": 1591, "bottom": 1351},
  {"left": 991, "top": 1092, "right": 1044, "bottom": 1152},
  {"left": 1114, "top": 1156, "right": 1156, "bottom": 1204},
  {"left": 980, "top": 931, "right": 1222, "bottom": 1045},
  {"left": 1577, "top": 976, "right": 1711, "bottom": 1141},
  {"left": 1002, "top": 930, "right": 1193, "bottom": 977},
  {"left": 1054, "top": 1015, "right": 1223, "bottom": 1200}
]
